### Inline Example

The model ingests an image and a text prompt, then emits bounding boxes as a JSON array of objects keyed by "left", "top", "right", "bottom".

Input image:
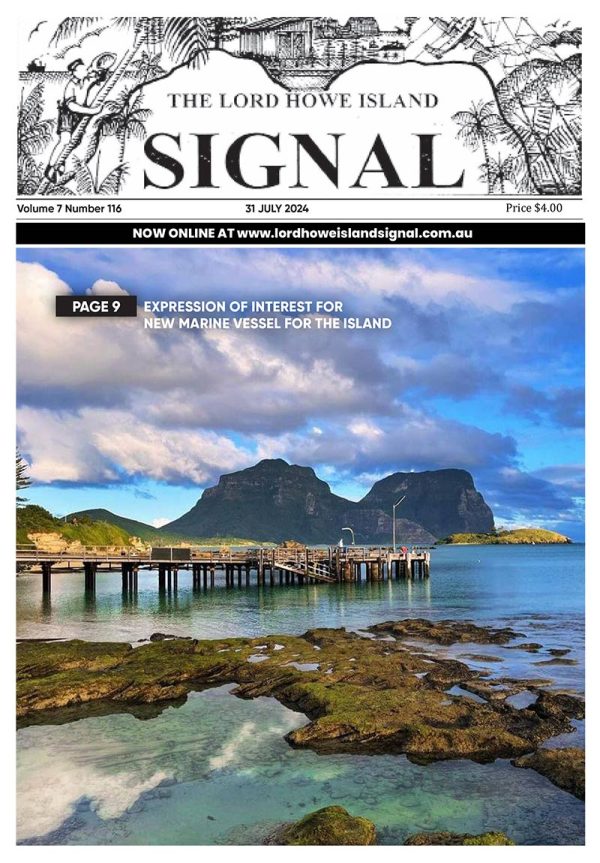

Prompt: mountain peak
[
  {"left": 162, "top": 461, "right": 493, "bottom": 543},
  {"left": 361, "top": 468, "right": 493, "bottom": 537},
  {"left": 255, "top": 457, "right": 290, "bottom": 468}
]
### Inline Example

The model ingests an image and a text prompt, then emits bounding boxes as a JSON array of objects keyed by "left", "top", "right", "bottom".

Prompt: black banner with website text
[{"left": 16, "top": 222, "right": 584, "bottom": 246}]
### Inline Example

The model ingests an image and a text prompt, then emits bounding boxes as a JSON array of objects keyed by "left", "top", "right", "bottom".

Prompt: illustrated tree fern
[
  {"left": 37, "top": 17, "right": 210, "bottom": 194},
  {"left": 452, "top": 49, "right": 581, "bottom": 195},
  {"left": 73, "top": 158, "right": 128, "bottom": 195},
  {"left": 17, "top": 83, "right": 54, "bottom": 194},
  {"left": 495, "top": 54, "right": 581, "bottom": 194}
]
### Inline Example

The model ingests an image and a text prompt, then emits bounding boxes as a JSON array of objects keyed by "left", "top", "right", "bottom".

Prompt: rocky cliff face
[
  {"left": 165, "top": 459, "right": 348, "bottom": 543},
  {"left": 341, "top": 509, "right": 437, "bottom": 545},
  {"left": 163, "top": 460, "right": 494, "bottom": 543},
  {"left": 359, "top": 469, "right": 495, "bottom": 538}
]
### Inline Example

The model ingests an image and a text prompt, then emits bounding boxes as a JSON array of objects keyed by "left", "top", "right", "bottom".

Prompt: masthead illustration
[{"left": 18, "top": 16, "right": 581, "bottom": 196}]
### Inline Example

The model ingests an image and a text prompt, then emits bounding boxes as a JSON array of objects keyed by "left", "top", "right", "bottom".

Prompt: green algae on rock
[
  {"left": 405, "top": 831, "right": 515, "bottom": 845},
  {"left": 512, "top": 747, "right": 584, "bottom": 800},
  {"left": 17, "top": 623, "right": 584, "bottom": 765},
  {"left": 267, "top": 805, "right": 376, "bottom": 845},
  {"left": 439, "top": 528, "right": 570, "bottom": 545},
  {"left": 368, "top": 618, "right": 523, "bottom": 645}
]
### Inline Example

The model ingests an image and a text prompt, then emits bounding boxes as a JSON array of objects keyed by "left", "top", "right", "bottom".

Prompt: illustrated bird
[
  {"left": 53, "top": 25, "right": 108, "bottom": 59},
  {"left": 562, "top": 21, "right": 571, "bottom": 27},
  {"left": 28, "top": 20, "right": 47, "bottom": 40},
  {"left": 546, "top": 19, "right": 559, "bottom": 28}
]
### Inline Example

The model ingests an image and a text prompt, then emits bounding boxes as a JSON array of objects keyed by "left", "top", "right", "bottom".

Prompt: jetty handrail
[
  {"left": 16, "top": 543, "right": 432, "bottom": 564},
  {"left": 16, "top": 545, "right": 150, "bottom": 561}
]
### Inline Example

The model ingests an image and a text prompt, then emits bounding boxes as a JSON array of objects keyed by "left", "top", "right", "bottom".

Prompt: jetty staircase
[{"left": 276, "top": 559, "right": 337, "bottom": 583}]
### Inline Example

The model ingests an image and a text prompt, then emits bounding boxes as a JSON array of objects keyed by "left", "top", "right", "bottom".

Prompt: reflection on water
[
  {"left": 19, "top": 568, "right": 434, "bottom": 642},
  {"left": 17, "top": 545, "right": 585, "bottom": 845},
  {"left": 18, "top": 685, "right": 584, "bottom": 846},
  {"left": 17, "top": 546, "right": 584, "bottom": 690},
  {"left": 17, "top": 545, "right": 581, "bottom": 640}
]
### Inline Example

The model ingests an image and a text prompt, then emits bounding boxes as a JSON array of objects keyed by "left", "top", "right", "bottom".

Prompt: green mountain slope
[
  {"left": 67, "top": 509, "right": 265, "bottom": 546},
  {"left": 17, "top": 505, "right": 132, "bottom": 546},
  {"left": 68, "top": 508, "right": 162, "bottom": 541}
]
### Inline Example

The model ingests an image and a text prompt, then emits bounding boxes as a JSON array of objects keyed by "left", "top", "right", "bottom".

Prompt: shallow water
[
  {"left": 17, "top": 545, "right": 585, "bottom": 844},
  {"left": 18, "top": 685, "right": 584, "bottom": 846}
]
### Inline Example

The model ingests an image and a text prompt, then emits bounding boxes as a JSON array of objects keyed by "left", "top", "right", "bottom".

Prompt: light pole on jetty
[
  {"left": 392, "top": 496, "right": 406, "bottom": 552},
  {"left": 342, "top": 527, "right": 355, "bottom": 545}
]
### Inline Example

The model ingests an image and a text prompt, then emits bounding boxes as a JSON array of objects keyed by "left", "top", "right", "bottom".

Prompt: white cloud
[
  {"left": 239, "top": 251, "right": 534, "bottom": 312},
  {"left": 348, "top": 418, "right": 383, "bottom": 439},
  {"left": 18, "top": 406, "right": 253, "bottom": 485},
  {"left": 86, "top": 279, "right": 130, "bottom": 296},
  {"left": 255, "top": 405, "right": 515, "bottom": 474}
]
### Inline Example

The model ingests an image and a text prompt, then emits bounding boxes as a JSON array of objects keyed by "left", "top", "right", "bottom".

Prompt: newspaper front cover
[{"left": 12, "top": 6, "right": 587, "bottom": 855}]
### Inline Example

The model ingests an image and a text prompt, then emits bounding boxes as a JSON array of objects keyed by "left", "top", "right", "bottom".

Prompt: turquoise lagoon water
[{"left": 17, "top": 544, "right": 585, "bottom": 845}]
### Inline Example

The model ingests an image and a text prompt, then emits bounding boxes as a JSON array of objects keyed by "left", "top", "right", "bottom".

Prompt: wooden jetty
[{"left": 16, "top": 544, "right": 431, "bottom": 596}]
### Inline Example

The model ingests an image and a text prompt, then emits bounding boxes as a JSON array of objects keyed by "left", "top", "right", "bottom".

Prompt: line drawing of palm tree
[
  {"left": 452, "top": 100, "right": 500, "bottom": 193},
  {"left": 98, "top": 92, "right": 150, "bottom": 190},
  {"left": 483, "top": 153, "right": 517, "bottom": 193},
  {"left": 38, "top": 17, "right": 209, "bottom": 194}
]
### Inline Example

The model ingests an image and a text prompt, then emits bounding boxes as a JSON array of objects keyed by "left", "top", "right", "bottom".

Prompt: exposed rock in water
[
  {"left": 161, "top": 459, "right": 491, "bottom": 543},
  {"left": 266, "top": 806, "right": 376, "bottom": 845},
  {"left": 512, "top": 748, "right": 584, "bottom": 800},
  {"left": 508, "top": 643, "right": 543, "bottom": 652},
  {"left": 17, "top": 622, "right": 584, "bottom": 765},
  {"left": 405, "top": 831, "right": 514, "bottom": 845},
  {"left": 535, "top": 658, "right": 578, "bottom": 666},
  {"left": 530, "top": 690, "right": 585, "bottom": 721},
  {"left": 368, "top": 618, "right": 523, "bottom": 645}
]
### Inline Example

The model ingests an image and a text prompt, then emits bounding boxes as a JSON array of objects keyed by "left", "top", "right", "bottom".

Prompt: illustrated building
[
  {"left": 344, "top": 17, "right": 380, "bottom": 35},
  {"left": 238, "top": 18, "right": 316, "bottom": 60},
  {"left": 237, "top": 17, "right": 382, "bottom": 60}
]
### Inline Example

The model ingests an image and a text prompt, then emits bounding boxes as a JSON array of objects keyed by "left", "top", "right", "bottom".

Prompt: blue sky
[{"left": 16, "top": 247, "right": 584, "bottom": 538}]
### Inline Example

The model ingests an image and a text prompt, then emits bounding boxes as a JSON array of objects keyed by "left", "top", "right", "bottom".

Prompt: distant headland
[{"left": 439, "top": 528, "right": 571, "bottom": 545}]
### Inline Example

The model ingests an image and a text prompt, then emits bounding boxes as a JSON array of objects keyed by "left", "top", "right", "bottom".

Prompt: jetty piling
[{"left": 17, "top": 544, "right": 431, "bottom": 597}]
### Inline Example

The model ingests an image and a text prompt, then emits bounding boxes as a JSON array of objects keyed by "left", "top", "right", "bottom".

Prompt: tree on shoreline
[{"left": 16, "top": 449, "right": 31, "bottom": 507}]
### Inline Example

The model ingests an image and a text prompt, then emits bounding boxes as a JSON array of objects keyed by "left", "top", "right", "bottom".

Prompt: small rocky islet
[
  {"left": 404, "top": 830, "right": 515, "bottom": 845},
  {"left": 17, "top": 617, "right": 584, "bottom": 819},
  {"left": 265, "top": 807, "right": 515, "bottom": 846},
  {"left": 266, "top": 805, "right": 377, "bottom": 845}
]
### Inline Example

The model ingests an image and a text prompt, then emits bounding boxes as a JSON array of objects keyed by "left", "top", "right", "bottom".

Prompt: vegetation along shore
[{"left": 439, "top": 528, "right": 571, "bottom": 545}]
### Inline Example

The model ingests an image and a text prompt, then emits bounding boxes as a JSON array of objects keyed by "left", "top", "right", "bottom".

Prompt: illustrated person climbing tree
[
  {"left": 44, "top": 58, "right": 105, "bottom": 183},
  {"left": 37, "top": 17, "right": 210, "bottom": 194}
]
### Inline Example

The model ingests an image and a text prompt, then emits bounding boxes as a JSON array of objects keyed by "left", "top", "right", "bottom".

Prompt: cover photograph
[{"left": 14, "top": 12, "right": 585, "bottom": 850}]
